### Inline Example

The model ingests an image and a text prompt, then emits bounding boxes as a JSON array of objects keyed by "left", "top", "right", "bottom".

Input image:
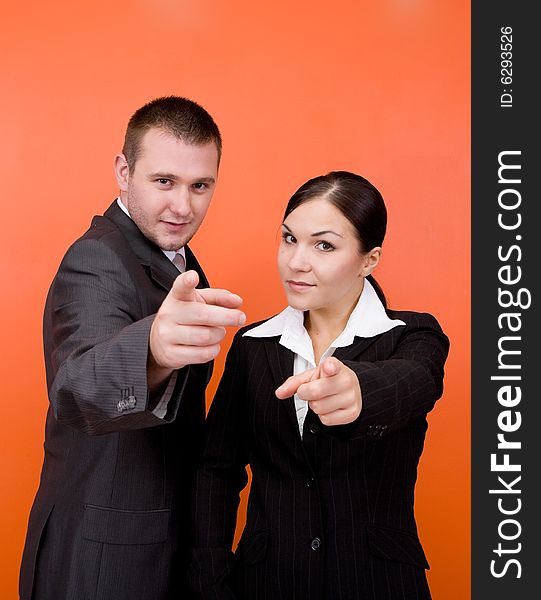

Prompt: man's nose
[{"left": 169, "top": 187, "right": 192, "bottom": 217}]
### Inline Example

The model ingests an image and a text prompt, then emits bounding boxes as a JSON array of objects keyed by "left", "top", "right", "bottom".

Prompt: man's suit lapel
[
  {"left": 184, "top": 245, "right": 210, "bottom": 289},
  {"left": 102, "top": 200, "right": 209, "bottom": 292},
  {"left": 102, "top": 201, "right": 213, "bottom": 385},
  {"left": 148, "top": 245, "right": 210, "bottom": 292}
]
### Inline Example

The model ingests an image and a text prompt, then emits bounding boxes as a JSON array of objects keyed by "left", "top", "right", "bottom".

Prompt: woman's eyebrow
[
  {"left": 311, "top": 230, "right": 343, "bottom": 238},
  {"left": 281, "top": 223, "right": 343, "bottom": 238}
]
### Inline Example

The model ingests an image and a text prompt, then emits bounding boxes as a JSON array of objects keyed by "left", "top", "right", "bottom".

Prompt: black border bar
[{"left": 472, "top": 3, "right": 540, "bottom": 597}]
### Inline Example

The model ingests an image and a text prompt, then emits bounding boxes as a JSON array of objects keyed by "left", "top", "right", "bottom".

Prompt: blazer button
[
  {"left": 309, "top": 424, "right": 320, "bottom": 435},
  {"left": 305, "top": 478, "right": 316, "bottom": 489},
  {"left": 311, "top": 537, "right": 322, "bottom": 551}
]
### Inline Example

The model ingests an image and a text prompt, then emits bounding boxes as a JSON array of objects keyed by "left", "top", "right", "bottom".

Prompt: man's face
[{"left": 120, "top": 128, "right": 219, "bottom": 251}]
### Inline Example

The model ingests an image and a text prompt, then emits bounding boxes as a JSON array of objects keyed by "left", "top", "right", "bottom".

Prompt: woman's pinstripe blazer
[{"left": 190, "top": 310, "right": 449, "bottom": 600}]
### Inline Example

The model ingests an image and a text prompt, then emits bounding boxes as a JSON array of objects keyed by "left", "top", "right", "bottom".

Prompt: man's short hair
[{"left": 122, "top": 96, "right": 222, "bottom": 172}]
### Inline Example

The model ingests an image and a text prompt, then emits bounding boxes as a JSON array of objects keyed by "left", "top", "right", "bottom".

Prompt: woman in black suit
[{"left": 190, "top": 171, "right": 449, "bottom": 599}]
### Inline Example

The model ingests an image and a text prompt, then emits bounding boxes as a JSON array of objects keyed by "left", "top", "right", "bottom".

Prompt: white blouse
[{"left": 243, "top": 279, "right": 405, "bottom": 437}]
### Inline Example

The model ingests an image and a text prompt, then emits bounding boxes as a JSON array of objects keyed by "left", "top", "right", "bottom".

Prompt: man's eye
[
  {"left": 157, "top": 178, "right": 170, "bottom": 186},
  {"left": 193, "top": 182, "right": 208, "bottom": 191}
]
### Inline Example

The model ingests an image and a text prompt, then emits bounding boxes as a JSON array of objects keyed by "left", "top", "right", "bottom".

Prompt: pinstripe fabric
[
  {"left": 20, "top": 201, "right": 211, "bottom": 600},
  {"left": 190, "top": 311, "right": 449, "bottom": 600}
]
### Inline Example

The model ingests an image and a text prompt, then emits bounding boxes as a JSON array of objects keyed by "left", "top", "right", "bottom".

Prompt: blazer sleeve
[
  {"left": 326, "top": 312, "right": 449, "bottom": 440},
  {"left": 45, "top": 237, "right": 189, "bottom": 435},
  {"left": 189, "top": 330, "right": 250, "bottom": 599}
]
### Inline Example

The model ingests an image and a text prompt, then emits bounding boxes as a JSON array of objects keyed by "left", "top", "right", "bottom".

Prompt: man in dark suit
[{"left": 19, "top": 96, "right": 245, "bottom": 600}]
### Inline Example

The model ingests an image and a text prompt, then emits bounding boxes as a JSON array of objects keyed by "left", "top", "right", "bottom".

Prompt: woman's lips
[{"left": 286, "top": 280, "right": 316, "bottom": 293}]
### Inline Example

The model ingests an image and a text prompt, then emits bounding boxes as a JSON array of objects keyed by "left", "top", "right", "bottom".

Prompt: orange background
[{"left": 0, "top": 1, "right": 470, "bottom": 598}]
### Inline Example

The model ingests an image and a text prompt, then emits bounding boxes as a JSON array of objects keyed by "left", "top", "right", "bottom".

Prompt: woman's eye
[
  {"left": 316, "top": 241, "right": 334, "bottom": 252},
  {"left": 282, "top": 233, "right": 296, "bottom": 244},
  {"left": 157, "top": 178, "right": 170, "bottom": 186}
]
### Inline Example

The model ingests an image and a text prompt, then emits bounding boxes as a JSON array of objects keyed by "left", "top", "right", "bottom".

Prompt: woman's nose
[{"left": 288, "top": 246, "right": 311, "bottom": 271}]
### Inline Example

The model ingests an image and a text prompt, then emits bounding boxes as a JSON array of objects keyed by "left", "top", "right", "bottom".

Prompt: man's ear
[
  {"left": 114, "top": 154, "right": 130, "bottom": 193},
  {"left": 361, "top": 247, "right": 382, "bottom": 277}
]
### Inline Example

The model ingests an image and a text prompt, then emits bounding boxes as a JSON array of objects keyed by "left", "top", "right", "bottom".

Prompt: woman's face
[{"left": 278, "top": 197, "right": 380, "bottom": 315}]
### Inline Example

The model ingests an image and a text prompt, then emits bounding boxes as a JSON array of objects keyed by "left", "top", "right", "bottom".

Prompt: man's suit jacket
[
  {"left": 20, "top": 201, "right": 211, "bottom": 600},
  {"left": 190, "top": 312, "right": 449, "bottom": 600}
]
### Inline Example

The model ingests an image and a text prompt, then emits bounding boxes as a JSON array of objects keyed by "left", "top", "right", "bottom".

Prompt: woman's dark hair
[{"left": 283, "top": 171, "right": 388, "bottom": 307}]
